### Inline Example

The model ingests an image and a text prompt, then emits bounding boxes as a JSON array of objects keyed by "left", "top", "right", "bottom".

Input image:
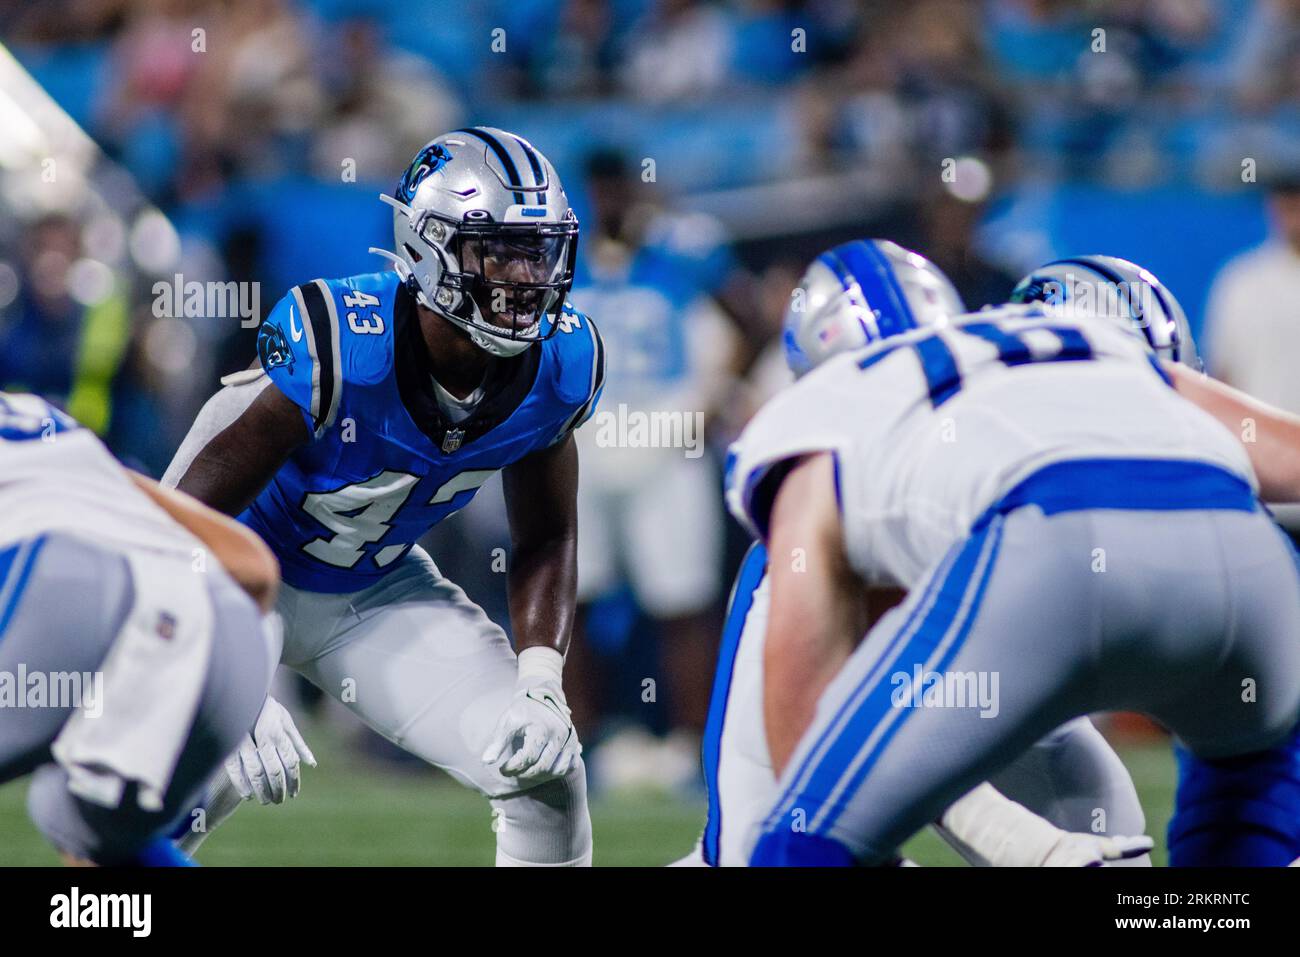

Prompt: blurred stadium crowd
[{"left": 3, "top": 0, "right": 1300, "bottom": 791}]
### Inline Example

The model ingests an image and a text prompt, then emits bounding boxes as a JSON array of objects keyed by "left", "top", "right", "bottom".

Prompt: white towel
[{"left": 51, "top": 550, "right": 215, "bottom": 811}]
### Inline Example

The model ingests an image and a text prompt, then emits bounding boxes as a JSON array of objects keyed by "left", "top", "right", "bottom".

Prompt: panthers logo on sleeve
[
  {"left": 257, "top": 280, "right": 345, "bottom": 440},
  {"left": 258, "top": 321, "right": 295, "bottom": 375}
]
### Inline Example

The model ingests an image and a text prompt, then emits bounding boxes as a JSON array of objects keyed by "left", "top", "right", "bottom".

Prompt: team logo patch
[
  {"left": 396, "top": 143, "right": 453, "bottom": 204},
  {"left": 258, "top": 322, "right": 295, "bottom": 374}
]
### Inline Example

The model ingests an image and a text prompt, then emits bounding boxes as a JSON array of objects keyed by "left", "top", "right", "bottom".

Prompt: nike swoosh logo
[{"left": 289, "top": 305, "right": 303, "bottom": 343}]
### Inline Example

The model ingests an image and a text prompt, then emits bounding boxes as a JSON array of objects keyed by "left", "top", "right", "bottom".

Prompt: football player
[
  {"left": 0, "top": 391, "right": 278, "bottom": 865},
  {"left": 728, "top": 250, "right": 1300, "bottom": 865},
  {"left": 689, "top": 241, "right": 1151, "bottom": 867},
  {"left": 163, "top": 128, "right": 603, "bottom": 866},
  {"left": 1012, "top": 254, "right": 1300, "bottom": 866},
  {"left": 568, "top": 148, "right": 758, "bottom": 760}
]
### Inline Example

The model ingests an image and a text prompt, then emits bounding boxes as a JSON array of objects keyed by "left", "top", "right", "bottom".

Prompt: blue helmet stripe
[{"left": 828, "top": 240, "right": 918, "bottom": 341}]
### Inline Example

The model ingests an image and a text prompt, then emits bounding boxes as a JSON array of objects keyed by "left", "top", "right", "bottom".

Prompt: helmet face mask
[
  {"left": 453, "top": 218, "right": 577, "bottom": 346},
  {"left": 376, "top": 127, "right": 579, "bottom": 358}
]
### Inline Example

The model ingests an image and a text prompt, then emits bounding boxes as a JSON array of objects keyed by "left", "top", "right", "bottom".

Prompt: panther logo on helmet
[{"left": 396, "top": 143, "right": 454, "bottom": 205}]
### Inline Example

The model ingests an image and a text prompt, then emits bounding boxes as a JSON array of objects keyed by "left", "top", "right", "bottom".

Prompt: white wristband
[{"left": 517, "top": 645, "right": 564, "bottom": 684}]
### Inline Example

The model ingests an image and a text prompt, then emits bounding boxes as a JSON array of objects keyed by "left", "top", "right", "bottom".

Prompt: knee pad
[
  {"left": 1170, "top": 733, "right": 1300, "bottom": 867},
  {"left": 491, "top": 760, "right": 593, "bottom": 866}
]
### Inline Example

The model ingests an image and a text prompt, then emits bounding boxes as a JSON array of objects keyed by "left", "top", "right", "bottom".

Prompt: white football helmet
[
  {"left": 782, "top": 239, "right": 966, "bottom": 378},
  {"left": 372, "top": 127, "right": 578, "bottom": 357},
  {"left": 1011, "top": 255, "right": 1201, "bottom": 369}
]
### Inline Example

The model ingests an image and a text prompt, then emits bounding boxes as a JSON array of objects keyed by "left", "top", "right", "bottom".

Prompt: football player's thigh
[
  {"left": 623, "top": 451, "right": 723, "bottom": 617},
  {"left": 0, "top": 535, "right": 129, "bottom": 783},
  {"left": 1153, "top": 511, "right": 1300, "bottom": 758},
  {"left": 754, "top": 514, "right": 1092, "bottom": 864},
  {"left": 30, "top": 571, "right": 270, "bottom": 862},
  {"left": 292, "top": 551, "right": 521, "bottom": 796}
]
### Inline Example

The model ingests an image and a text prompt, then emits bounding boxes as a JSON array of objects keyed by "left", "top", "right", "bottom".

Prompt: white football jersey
[
  {"left": 726, "top": 304, "right": 1256, "bottom": 588},
  {"left": 0, "top": 393, "right": 201, "bottom": 558}
]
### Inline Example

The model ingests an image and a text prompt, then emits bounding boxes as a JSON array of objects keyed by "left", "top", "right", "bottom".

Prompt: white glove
[
  {"left": 225, "top": 695, "right": 317, "bottom": 805},
  {"left": 937, "top": 783, "right": 1152, "bottom": 867},
  {"left": 481, "top": 647, "right": 581, "bottom": 782},
  {"left": 1041, "top": 832, "right": 1154, "bottom": 867}
]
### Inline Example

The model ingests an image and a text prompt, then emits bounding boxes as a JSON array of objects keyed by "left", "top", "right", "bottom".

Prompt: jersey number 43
[{"left": 300, "top": 469, "right": 495, "bottom": 569}]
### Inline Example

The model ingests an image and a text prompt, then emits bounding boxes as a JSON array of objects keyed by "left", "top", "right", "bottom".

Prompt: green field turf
[{"left": 0, "top": 722, "right": 1177, "bottom": 867}]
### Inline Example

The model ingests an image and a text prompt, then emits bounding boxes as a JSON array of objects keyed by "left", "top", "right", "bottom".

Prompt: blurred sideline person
[
  {"left": 0, "top": 214, "right": 130, "bottom": 438},
  {"left": 566, "top": 148, "right": 759, "bottom": 785},
  {"left": 1014, "top": 254, "right": 1300, "bottom": 866},
  {"left": 730, "top": 254, "right": 1300, "bottom": 865},
  {"left": 1204, "top": 168, "right": 1300, "bottom": 410},
  {"left": 164, "top": 128, "right": 602, "bottom": 866},
  {"left": 687, "top": 241, "right": 1150, "bottom": 867},
  {"left": 0, "top": 391, "right": 278, "bottom": 865}
]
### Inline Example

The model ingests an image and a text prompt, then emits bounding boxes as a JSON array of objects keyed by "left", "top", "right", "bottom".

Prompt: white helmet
[
  {"left": 782, "top": 239, "right": 965, "bottom": 377},
  {"left": 372, "top": 127, "right": 578, "bottom": 357},
  {"left": 1011, "top": 255, "right": 1201, "bottom": 369}
]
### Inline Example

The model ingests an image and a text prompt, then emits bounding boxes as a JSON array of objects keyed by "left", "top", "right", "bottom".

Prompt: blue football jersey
[
  {"left": 241, "top": 271, "right": 604, "bottom": 593},
  {"left": 572, "top": 213, "right": 734, "bottom": 398}
]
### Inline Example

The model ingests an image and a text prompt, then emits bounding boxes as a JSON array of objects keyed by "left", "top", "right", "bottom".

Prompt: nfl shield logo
[{"left": 442, "top": 428, "right": 465, "bottom": 453}]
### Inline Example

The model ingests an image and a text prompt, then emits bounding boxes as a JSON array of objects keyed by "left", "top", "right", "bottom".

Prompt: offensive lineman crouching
[{"left": 730, "top": 250, "right": 1300, "bottom": 865}]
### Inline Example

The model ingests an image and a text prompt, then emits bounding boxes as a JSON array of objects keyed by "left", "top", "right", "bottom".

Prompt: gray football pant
[
  {"left": 753, "top": 505, "right": 1300, "bottom": 864},
  {"left": 0, "top": 533, "right": 268, "bottom": 863},
  {"left": 990, "top": 716, "right": 1146, "bottom": 841}
]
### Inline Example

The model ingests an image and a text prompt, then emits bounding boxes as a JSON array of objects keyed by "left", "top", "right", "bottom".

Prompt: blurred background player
[
  {"left": 0, "top": 391, "right": 277, "bottom": 865},
  {"left": 1204, "top": 166, "right": 1300, "bottom": 414},
  {"left": 564, "top": 146, "right": 761, "bottom": 791}
]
